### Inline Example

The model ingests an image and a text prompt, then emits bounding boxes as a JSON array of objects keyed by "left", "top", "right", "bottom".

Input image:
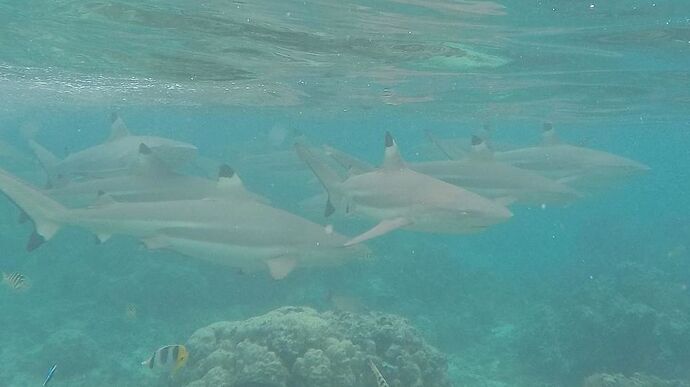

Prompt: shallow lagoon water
[{"left": 1, "top": 1, "right": 689, "bottom": 386}]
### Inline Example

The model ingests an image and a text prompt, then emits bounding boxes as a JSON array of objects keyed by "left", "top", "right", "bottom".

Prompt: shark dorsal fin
[
  {"left": 217, "top": 164, "right": 248, "bottom": 194},
  {"left": 468, "top": 135, "right": 494, "bottom": 161},
  {"left": 91, "top": 190, "right": 117, "bottom": 207},
  {"left": 540, "top": 122, "right": 560, "bottom": 146},
  {"left": 382, "top": 132, "right": 405, "bottom": 170},
  {"left": 108, "top": 113, "right": 131, "bottom": 142},
  {"left": 135, "top": 143, "right": 173, "bottom": 176}
]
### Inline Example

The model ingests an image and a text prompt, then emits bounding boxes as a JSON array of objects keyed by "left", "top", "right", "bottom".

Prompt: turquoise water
[{"left": 1, "top": 1, "right": 689, "bottom": 386}]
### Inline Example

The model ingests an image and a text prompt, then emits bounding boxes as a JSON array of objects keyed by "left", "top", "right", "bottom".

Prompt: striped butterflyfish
[
  {"left": 368, "top": 359, "right": 390, "bottom": 387},
  {"left": 142, "top": 345, "right": 188, "bottom": 372},
  {"left": 2, "top": 272, "right": 30, "bottom": 291}
]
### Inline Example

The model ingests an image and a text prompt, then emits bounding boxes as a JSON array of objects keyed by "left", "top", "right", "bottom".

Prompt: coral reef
[
  {"left": 515, "top": 261, "right": 690, "bottom": 384},
  {"left": 175, "top": 306, "right": 451, "bottom": 387}
]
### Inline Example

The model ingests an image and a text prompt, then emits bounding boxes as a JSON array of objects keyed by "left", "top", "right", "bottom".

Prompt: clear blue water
[{"left": 0, "top": 1, "right": 689, "bottom": 386}]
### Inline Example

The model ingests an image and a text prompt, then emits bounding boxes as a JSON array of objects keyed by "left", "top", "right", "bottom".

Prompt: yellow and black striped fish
[
  {"left": 2, "top": 272, "right": 29, "bottom": 291},
  {"left": 368, "top": 359, "right": 390, "bottom": 387},
  {"left": 142, "top": 345, "right": 188, "bottom": 372}
]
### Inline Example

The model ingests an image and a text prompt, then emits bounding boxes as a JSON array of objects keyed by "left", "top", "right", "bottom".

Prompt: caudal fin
[
  {"left": 294, "top": 143, "right": 345, "bottom": 217},
  {"left": 323, "top": 145, "right": 374, "bottom": 175},
  {"left": 0, "top": 167, "right": 67, "bottom": 249}
]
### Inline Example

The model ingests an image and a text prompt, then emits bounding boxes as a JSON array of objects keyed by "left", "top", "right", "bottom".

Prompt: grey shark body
[
  {"left": 296, "top": 132, "right": 512, "bottom": 245},
  {"left": 0, "top": 165, "right": 366, "bottom": 279}
]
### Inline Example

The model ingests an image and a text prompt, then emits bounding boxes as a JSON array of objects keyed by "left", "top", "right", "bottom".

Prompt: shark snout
[{"left": 491, "top": 204, "right": 513, "bottom": 221}]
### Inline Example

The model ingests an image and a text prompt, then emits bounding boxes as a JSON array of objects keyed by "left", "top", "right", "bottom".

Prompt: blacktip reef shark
[
  {"left": 431, "top": 123, "right": 650, "bottom": 191},
  {"left": 41, "top": 143, "right": 268, "bottom": 207},
  {"left": 0, "top": 164, "right": 369, "bottom": 280},
  {"left": 325, "top": 135, "right": 582, "bottom": 206},
  {"left": 295, "top": 132, "right": 512, "bottom": 245},
  {"left": 495, "top": 123, "right": 650, "bottom": 190},
  {"left": 28, "top": 113, "right": 197, "bottom": 185}
]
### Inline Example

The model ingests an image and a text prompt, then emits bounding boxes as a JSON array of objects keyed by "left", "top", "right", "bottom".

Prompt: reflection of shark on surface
[
  {"left": 430, "top": 123, "right": 650, "bottom": 191},
  {"left": 28, "top": 114, "right": 197, "bottom": 185},
  {"left": 325, "top": 135, "right": 581, "bottom": 206},
  {"left": 0, "top": 164, "right": 369, "bottom": 280},
  {"left": 296, "top": 132, "right": 512, "bottom": 245}
]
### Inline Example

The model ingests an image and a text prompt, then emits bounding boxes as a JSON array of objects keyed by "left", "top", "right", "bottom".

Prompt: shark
[
  {"left": 486, "top": 123, "right": 651, "bottom": 191},
  {"left": 28, "top": 113, "right": 198, "bottom": 185},
  {"left": 41, "top": 143, "right": 267, "bottom": 207},
  {"left": 295, "top": 132, "right": 513, "bottom": 245},
  {"left": 0, "top": 164, "right": 368, "bottom": 279},
  {"left": 325, "top": 136, "right": 582, "bottom": 206}
]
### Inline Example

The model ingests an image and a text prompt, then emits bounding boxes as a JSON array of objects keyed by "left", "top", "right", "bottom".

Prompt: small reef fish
[
  {"left": 2, "top": 272, "right": 30, "bottom": 291},
  {"left": 368, "top": 360, "right": 390, "bottom": 387},
  {"left": 125, "top": 303, "right": 137, "bottom": 320},
  {"left": 43, "top": 364, "right": 57, "bottom": 386},
  {"left": 142, "top": 345, "right": 189, "bottom": 372}
]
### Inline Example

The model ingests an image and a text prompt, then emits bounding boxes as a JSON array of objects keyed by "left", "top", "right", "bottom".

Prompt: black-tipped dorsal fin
[
  {"left": 540, "top": 122, "right": 560, "bottom": 146},
  {"left": 382, "top": 132, "right": 405, "bottom": 170},
  {"left": 135, "top": 143, "right": 172, "bottom": 176},
  {"left": 107, "top": 113, "right": 131, "bottom": 142},
  {"left": 91, "top": 190, "right": 117, "bottom": 207},
  {"left": 468, "top": 135, "right": 494, "bottom": 161},
  {"left": 217, "top": 164, "right": 247, "bottom": 194}
]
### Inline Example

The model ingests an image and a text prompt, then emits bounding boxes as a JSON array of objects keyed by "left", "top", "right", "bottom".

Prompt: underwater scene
[{"left": 0, "top": 1, "right": 689, "bottom": 386}]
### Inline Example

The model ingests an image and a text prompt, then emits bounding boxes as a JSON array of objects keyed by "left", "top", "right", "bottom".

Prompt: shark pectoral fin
[
  {"left": 267, "top": 257, "right": 298, "bottom": 280},
  {"left": 494, "top": 196, "right": 517, "bottom": 207},
  {"left": 141, "top": 235, "right": 168, "bottom": 250},
  {"left": 345, "top": 217, "right": 410, "bottom": 246}
]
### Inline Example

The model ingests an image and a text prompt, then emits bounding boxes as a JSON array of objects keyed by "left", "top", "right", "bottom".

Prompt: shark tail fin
[
  {"left": 294, "top": 143, "right": 344, "bottom": 217},
  {"left": 424, "top": 130, "right": 456, "bottom": 160},
  {"left": 27, "top": 139, "right": 62, "bottom": 187},
  {"left": 0, "top": 167, "right": 67, "bottom": 250},
  {"left": 323, "top": 145, "right": 374, "bottom": 175}
]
